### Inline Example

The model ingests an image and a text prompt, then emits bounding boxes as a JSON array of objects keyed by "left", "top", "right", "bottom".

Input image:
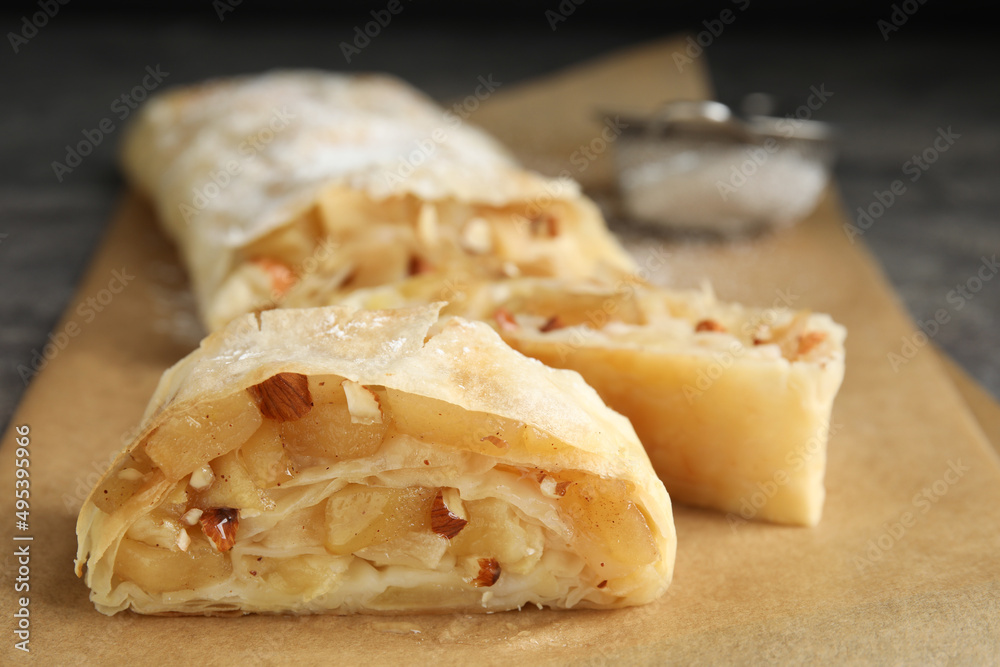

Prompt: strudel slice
[
  {"left": 341, "top": 277, "right": 846, "bottom": 526},
  {"left": 75, "top": 304, "right": 675, "bottom": 615},
  {"left": 121, "top": 71, "right": 636, "bottom": 330}
]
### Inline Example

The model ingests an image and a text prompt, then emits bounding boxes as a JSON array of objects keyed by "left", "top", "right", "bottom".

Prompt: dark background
[{"left": 1, "top": 2, "right": 997, "bottom": 431}]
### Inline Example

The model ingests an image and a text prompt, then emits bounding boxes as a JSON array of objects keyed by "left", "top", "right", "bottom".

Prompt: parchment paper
[{"left": 2, "top": 37, "right": 998, "bottom": 665}]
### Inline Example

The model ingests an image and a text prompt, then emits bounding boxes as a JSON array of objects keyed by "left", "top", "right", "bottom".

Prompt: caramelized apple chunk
[
  {"left": 144, "top": 393, "right": 262, "bottom": 482},
  {"left": 386, "top": 390, "right": 524, "bottom": 457},
  {"left": 324, "top": 485, "right": 435, "bottom": 556},
  {"left": 282, "top": 377, "right": 387, "bottom": 464},
  {"left": 115, "top": 537, "right": 232, "bottom": 594},
  {"left": 239, "top": 420, "right": 295, "bottom": 488},
  {"left": 196, "top": 450, "right": 274, "bottom": 515},
  {"left": 249, "top": 553, "right": 350, "bottom": 599},
  {"left": 125, "top": 511, "right": 187, "bottom": 551},
  {"left": 93, "top": 455, "right": 156, "bottom": 515},
  {"left": 449, "top": 497, "right": 543, "bottom": 574},
  {"left": 559, "top": 474, "right": 659, "bottom": 578},
  {"left": 256, "top": 504, "right": 327, "bottom": 551}
]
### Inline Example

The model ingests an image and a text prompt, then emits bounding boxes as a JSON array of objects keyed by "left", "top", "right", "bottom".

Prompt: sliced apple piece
[
  {"left": 559, "top": 474, "right": 659, "bottom": 579},
  {"left": 282, "top": 378, "right": 387, "bottom": 464},
  {"left": 196, "top": 450, "right": 275, "bottom": 515},
  {"left": 253, "top": 553, "right": 351, "bottom": 600},
  {"left": 115, "top": 537, "right": 232, "bottom": 594},
  {"left": 324, "top": 485, "right": 435, "bottom": 555},
  {"left": 450, "top": 497, "right": 543, "bottom": 575},
  {"left": 386, "top": 389, "right": 523, "bottom": 457},
  {"left": 239, "top": 420, "right": 295, "bottom": 488},
  {"left": 144, "top": 393, "right": 262, "bottom": 482},
  {"left": 256, "top": 504, "right": 327, "bottom": 551}
]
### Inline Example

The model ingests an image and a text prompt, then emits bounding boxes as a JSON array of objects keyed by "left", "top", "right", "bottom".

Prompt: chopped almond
[
  {"left": 189, "top": 464, "right": 215, "bottom": 491},
  {"left": 416, "top": 203, "right": 438, "bottom": 246},
  {"left": 431, "top": 489, "right": 468, "bottom": 539},
  {"left": 251, "top": 257, "right": 297, "bottom": 298},
  {"left": 500, "top": 261, "right": 520, "bottom": 278},
  {"left": 117, "top": 468, "right": 144, "bottom": 481},
  {"left": 797, "top": 331, "right": 828, "bottom": 356},
  {"left": 539, "top": 473, "right": 571, "bottom": 498},
  {"left": 493, "top": 308, "right": 518, "bottom": 332},
  {"left": 200, "top": 507, "right": 239, "bottom": 552},
  {"left": 529, "top": 214, "right": 559, "bottom": 237},
  {"left": 181, "top": 508, "right": 204, "bottom": 525},
  {"left": 472, "top": 557, "right": 501, "bottom": 587},
  {"left": 597, "top": 580, "right": 608, "bottom": 589},
  {"left": 752, "top": 324, "right": 772, "bottom": 346},
  {"left": 481, "top": 435, "right": 508, "bottom": 449},
  {"left": 341, "top": 380, "right": 383, "bottom": 425},
  {"left": 539, "top": 315, "right": 565, "bottom": 333},
  {"left": 695, "top": 319, "right": 726, "bottom": 333},
  {"left": 460, "top": 217, "right": 493, "bottom": 254},
  {"left": 176, "top": 529, "right": 192, "bottom": 552},
  {"left": 774, "top": 312, "right": 812, "bottom": 360},
  {"left": 407, "top": 254, "right": 434, "bottom": 276},
  {"left": 248, "top": 372, "right": 313, "bottom": 422}
]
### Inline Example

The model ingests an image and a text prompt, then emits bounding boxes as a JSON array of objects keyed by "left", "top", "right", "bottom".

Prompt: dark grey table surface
[{"left": 1, "top": 16, "right": 997, "bottom": 433}]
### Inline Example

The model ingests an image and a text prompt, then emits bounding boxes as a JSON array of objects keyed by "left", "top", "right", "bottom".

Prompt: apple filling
[
  {"left": 97, "top": 373, "right": 661, "bottom": 613},
  {"left": 483, "top": 284, "right": 838, "bottom": 364},
  {"left": 209, "top": 185, "right": 632, "bottom": 328}
]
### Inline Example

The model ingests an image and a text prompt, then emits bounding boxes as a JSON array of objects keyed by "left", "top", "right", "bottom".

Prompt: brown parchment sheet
[
  {"left": 935, "top": 351, "right": 1000, "bottom": 455},
  {"left": 2, "top": 37, "right": 999, "bottom": 665}
]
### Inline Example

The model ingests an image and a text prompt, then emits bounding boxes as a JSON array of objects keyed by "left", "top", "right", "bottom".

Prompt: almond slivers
[
  {"left": 431, "top": 489, "right": 468, "bottom": 539},
  {"left": 341, "top": 380, "right": 383, "bottom": 425}
]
